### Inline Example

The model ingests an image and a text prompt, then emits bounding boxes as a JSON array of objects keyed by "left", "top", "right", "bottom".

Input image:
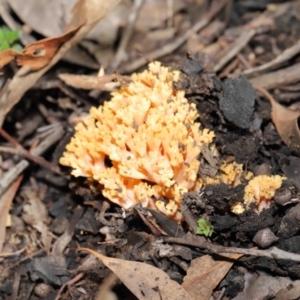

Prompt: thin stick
[
  {"left": 244, "top": 39, "right": 300, "bottom": 76},
  {"left": 213, "top": 29, "right": 256, "bottom": 72},
  {"left": 0, "top": 124, "right": 64, "bottom": 197},
  {"left": 111, "top": 0, "right": 145, "bottom": 69},
  {"left": 249, "top": 62, "right": 300, "bottom": 90},
  {"left": 0, "top": 127, "right": 62, "bottom": 175},
  {"left": 0, "top": 246, "right": 26, "bottom": 258},
  {"left": 54, "top": 272, "right": 85, "bottom": 300},
  {"left": 164, "top": 235, "right": 300, "bottom": 262}
]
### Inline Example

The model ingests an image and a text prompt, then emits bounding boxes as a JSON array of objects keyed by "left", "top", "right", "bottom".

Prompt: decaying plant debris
[{"left": 2, "top": 1, "right": 300, "bottom": 299}]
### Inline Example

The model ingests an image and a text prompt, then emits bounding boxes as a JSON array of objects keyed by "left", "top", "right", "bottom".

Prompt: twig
[
  {"left": 111, "top": 0, "right": 145, "bottom": 69},
  {"left": 216, "top": 287, "right": 226, "bottom": 300},
  {"left": 0, "top": 127, "right": 62, "bottom": 175},
  {"left": 54, "top": 272, "right": 85, "bottom": 300},
  {"left": 0, "top": 246, "right": 26, "bottom": 257},
  {"left": 218, "top": 57, "right": 239, "bottom": 78},
  {"left": 166, "top": 0, "right": 174, "bottom": 27},
  {"left": 244, "top": 39, "right": 300, "bottom": 75},
  {"left": 164, "top": 234, "right": 300, "bottom": 262},
  {"left": 7, "top": 249, "right": 44, "bottom": 270},
  {"left": 249, "top": 62, "right": 300, "bottom": 90},
  {"left": 98, "top": 201, "right": 116, "bottom": 226},
  {"left": 214, "top": 29, "right": 256, "bottom": 72},
  {"left": 180, "top": 202, "right": 198, "bottom": 233},
  {"left": 214, "top": 5, "right": 278, "bottom": 73},
  {"left": 0, "top": 124, "right": 64, "bottom": 197},
  {"left": 120, "top": 0, "right": 230, "bottom": 74},
  {"left": 255, "top": 86, "right": 274, "bottom": 103}
]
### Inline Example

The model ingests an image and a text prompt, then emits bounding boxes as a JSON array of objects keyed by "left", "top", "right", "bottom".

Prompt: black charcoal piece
[
  {"left": 219, "top": 76, "right": 255, "bottom": 129},
  {"left": 181, "top": 57, "right": 203, "bottom": 77}
]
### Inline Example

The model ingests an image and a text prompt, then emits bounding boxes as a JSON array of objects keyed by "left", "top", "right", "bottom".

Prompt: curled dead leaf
[
  {"left": 16, "top": 29, "right": 79, "bottom": 70},
  {"left": 59, "top": 73, "right": 130, "bottom": 91},
  {"left": 0, "top": 15, "right": 80, "bottom": 70},
  {"left": 0, "top": 0, "right": 121, "bottom": 71},
  {"left": 79, "top": 247, "right": 193, "bottom": 300},
  {"left": 258, "top": 87, "right": 300, "bottom": 154}
]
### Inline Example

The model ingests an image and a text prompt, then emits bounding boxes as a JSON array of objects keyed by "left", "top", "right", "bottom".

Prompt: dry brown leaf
[
  {"left": 95, "top": 273, "right": 118, "bottom": 300},
  {"left": 0, "top": 0, "right": 120, "bottom": 127},
  {"left": 275, "top": 279, "right": 300, "bottom": 300},
  {"left": 182, "top": 253, "right": 243, "bottom": 300},
  {"left": 58, "top": 73, "right": 129, "bottom": 91},
  {"left": 0, "top": 10, "right": 82, "bottom": 70},
  {"left": 16, "top": 28, "right": 80, "bottom": 70},
  {"left": 8, "top": 0, "right": 127, "bottom": 68},
  {"left": 79, "top": 247, "right": 193, "bottom": 300},
  {"left": 258, "top": 87, "right": 300, "bottom": 154},
  {"left": 0, "top": 3, "right": 83, "bottom": 70},
  {"left": 0, "top": 175, "right": 22, "bottom": 253}
]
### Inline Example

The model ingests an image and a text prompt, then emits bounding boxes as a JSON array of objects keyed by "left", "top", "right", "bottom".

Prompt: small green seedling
[
  {"left": 196, "top": 218, "right": 213, "bottom": 237},
  {"left": 0, "top": 26, "right": 22, "bottom": 52}
]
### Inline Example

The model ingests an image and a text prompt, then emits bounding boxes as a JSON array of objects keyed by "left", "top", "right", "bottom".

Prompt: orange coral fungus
[
  {"left": 60, "top": 61, "right": 215, "bottom": 221},
  {"left": 244, "top": 175, "right": 283, "bottom": 211},
  {"left": 231, "top": 175, "right": 284, "bottom": 214}
]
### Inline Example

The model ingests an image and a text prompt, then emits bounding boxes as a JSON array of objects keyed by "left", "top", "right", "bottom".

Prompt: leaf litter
[
  {"left": 2, "top": 1, "right": 300, "bottom": 300},
  {"left": 79, "top": 247, "right": 193, "bottom": 300},
  {"left": 182, "top": 253, "right": 243, "bottom": 300}
]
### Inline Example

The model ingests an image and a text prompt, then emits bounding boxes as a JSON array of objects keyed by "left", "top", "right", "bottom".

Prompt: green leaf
[
  {"left": 0, "top": 40, "right": 10, "bottom": 51},
  {"left": 196, "top": 218, "right": 213, "bottom": 237},
  {"left": 0, "top": 26, "right": 21, "bottom": 51}
]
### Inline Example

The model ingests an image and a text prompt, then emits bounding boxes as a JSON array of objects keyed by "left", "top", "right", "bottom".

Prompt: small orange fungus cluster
[
  {"left": 231, "top": 175, "right": 284, "bottom": 214},
  {"left": 60, "top": 62, "right": 284, "bottom": 221}
]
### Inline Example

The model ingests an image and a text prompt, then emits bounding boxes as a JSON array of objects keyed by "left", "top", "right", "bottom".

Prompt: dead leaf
[
  {"left": 0, "top": 0, "right": 120, "bottom": 127},
  {"left": 16, "top": 28, "right": 79, "bottom": 70},
  {"left": 257, "top": 87, "right": 300, "bottom": 154},
  {"left": 79, "top": 247, "right": 193, "bottom": 300},
  {"left": 275, "top": 279, "right": 300, "bottom": 300},
  {"left": 0, "top": 175, "right": 22, "bottom": 253},
  {"left": 58, "top": 73, "right": 128, "bottom": 91},
  {"left": 8, "top": 0, "right": 127, "bottom": 68},
  {"left": 182, "top": 253, "right": 243, "bottom": 300},
  {"left": 22, "top": 189, "right": 51, "bottom": 252},
  {"left": 95, "top": 273, "right": 118, "bottom": 300},
  {"left": 0, "top": 8, "right": 82, "bottom": 70}
]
